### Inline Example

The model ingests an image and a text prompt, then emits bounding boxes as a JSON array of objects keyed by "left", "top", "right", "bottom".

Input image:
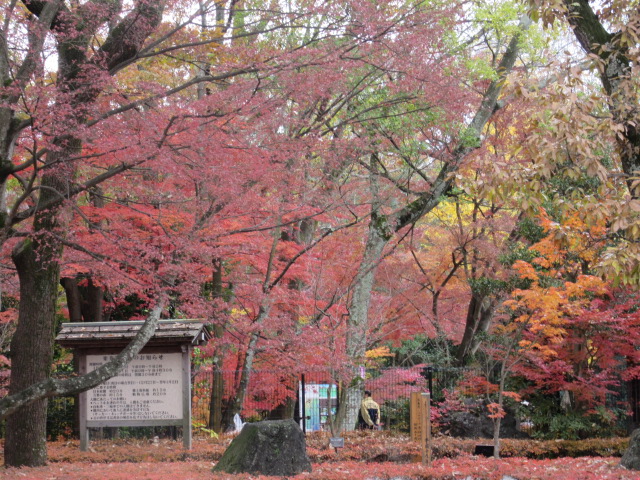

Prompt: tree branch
[
  {"left": 0, "top": 298, "right": 166, "bottom": 420},
  {"left": 391, "top": 16, "right": 531, "bottom": 232}
]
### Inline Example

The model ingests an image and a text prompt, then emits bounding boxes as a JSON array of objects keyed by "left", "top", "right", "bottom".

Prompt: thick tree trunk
[
  {"left": 457, "top": 295, "right": 496, "bottom": 365},
  {"left": 61, "top": 276, "right": 105, "bottom": 323},
  {"left": 457, "top": 295, "right": 481, "bottom": 365},
  {"left": 5, "top": 236, "right": 60, "bottom": 467},
  {"left": 562, "top": 0, "right": 640, "bottom": 196},
  {"left": 336, "top": 225, "right": 387, "bottom": 433},
  {"left": 2, "top": 2, "right": 166, "bottom": 467}
]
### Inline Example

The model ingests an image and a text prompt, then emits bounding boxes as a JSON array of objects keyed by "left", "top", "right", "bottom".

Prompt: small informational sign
[
  {"left": 410, "top": 391, "right": 421, "bottom": 441},
  {"left": 86, "top": 353, "right": 183, "bottom": 421},
  {"left": 329, "top": 437, "right": 344, "bottom": 448},
  {"left": 298, "top": 383, "right": 338, "bottom": 431}
]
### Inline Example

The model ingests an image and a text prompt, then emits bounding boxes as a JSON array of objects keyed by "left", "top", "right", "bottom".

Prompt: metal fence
[
  {"left": 35, "top": 365, "right": 475, "bottom": 439},
  {"left": 16, "top": 365, "right": 639, "bottom": 439},
  {"left": 191, "top": 365, "right": 478, "bottom": 433}
]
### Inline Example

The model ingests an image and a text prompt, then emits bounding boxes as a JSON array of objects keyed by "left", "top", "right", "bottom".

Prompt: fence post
[
  {"left": 421, "top": 392, "right": 431, "bottom": 466},
  {"left": 301, "top": 374, "right": 306, "bottom": 434}
]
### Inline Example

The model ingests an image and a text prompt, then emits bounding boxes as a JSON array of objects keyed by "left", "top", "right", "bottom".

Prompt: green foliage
[
  {"left": 379, "top": 399, "right": 410, "bottom": 432},
  {"left": 390, "top": 334, "right": 456, "bottom": 367},
  {"left": 468, "top": 276, "right": 508, "bottom": 297},
  {"left": 458, "top": 125, "right": 482, "bottom": 149},
  {"left": 499, "top": 244, "right": 540, "bottom": 266},
  {"left": 548, "top": 167, "right": 601, "bottom": 197},
  {"left": 525, "top": 394, "right": 628, "bottom": 440},
  {"left": 108, "top": 293, "right": 149, "bottom": 320},
  {"left": 514, "top": 216, "right": 546, "bottom": 243},
  {"left": 192, "top": 420, "right": 218, "bottom": 439},
  {"left": 46, "top": 397, "right": 75, "bottom": 441}
]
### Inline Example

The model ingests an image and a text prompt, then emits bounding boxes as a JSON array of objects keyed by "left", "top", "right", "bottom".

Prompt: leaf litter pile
[{"left": 0, "top": 432, "right": 637, "bottom": 479}]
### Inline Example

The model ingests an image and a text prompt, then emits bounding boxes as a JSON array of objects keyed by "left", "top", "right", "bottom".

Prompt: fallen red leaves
[
  {"left": 0, "top": 433, "right": 636, "bottom": 479},
  {"left": 1, "top": 456, "right": 637, "bottom": 480}
]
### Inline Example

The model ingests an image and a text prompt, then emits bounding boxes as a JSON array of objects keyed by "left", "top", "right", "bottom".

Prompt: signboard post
[{"left": 410, "top": 391, "right": 432, "bottom": 465}]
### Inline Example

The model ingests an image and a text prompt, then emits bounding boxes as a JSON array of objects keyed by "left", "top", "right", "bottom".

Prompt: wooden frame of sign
[{"left": 55, "top": 320, "right": 210, "bottom": 451}]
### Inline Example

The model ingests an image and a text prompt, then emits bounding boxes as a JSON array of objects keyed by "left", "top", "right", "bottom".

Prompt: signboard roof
[{"left": 56, "top": 319, "right": 211, "bottom": 349}]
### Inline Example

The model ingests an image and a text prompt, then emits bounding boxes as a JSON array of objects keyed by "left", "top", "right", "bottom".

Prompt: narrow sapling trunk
[
  {"left": 493, "top": 415, "right": 502, "bottom": 459},
  {"left": 224, "top": 223, "right": 279, "bottom": 430},
  {"left": 493, "top": 376, "right": 507, "bottom": 458}
]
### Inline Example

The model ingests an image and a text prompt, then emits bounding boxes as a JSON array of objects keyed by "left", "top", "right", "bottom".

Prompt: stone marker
[
  {"left": 621, "top": 428, "right": 640, "bottom": 470},
  {"left": 212, "top": 419, "right": 312, "bottom": 476}
]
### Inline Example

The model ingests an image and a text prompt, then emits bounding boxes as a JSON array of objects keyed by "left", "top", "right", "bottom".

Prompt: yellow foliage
[{"left": 365, "top": 346, "right": 395, "bottom": 359}]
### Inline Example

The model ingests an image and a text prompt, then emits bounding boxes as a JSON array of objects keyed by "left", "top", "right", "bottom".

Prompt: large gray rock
[
  {"left": 621, "top": 428, "right": 640, "bottom": 470},
  {"left": 212, "top": 419, "right": 312, "bottom": 476}
]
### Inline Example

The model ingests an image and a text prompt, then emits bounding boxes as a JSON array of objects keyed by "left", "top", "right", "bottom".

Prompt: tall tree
[
  {"left": 4, "top": 1, "right": 167, "bottom": 466},
  {"left": 333, "top": 15, "right": 534, "bottom": 431},
  {"left": 0, "top": 0, "right": 354, "bottom": 465},
  {"left": 527, "top": 0, "right": 640, "bottom": 285}
]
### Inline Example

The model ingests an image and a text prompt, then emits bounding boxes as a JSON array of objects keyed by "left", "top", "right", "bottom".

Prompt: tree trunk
[
  {"left": 493, "top": 375, "right": 506, "bottom": 459},
  {"left": 561, "top": 0, "right": 640, "bottom": 197},
  {"left": 208, "top": 258, "right": 229, "bottom": 433},
  {"left": 468, "top": 300, "right": 496, "bottom": 358},
  {"left": 208, "top": 362, "right": 225, "bottom": 432},
  {"left": 336, "top": 224, "right": 387, "bottom": 432},
  {"left": 493, "top": 414, "right": 502, "bottom": 459},
  {"left": 60, "top": 275, "right": 105, "bottom": 323},
  {"left": 457, "top": 295, "right": 481, "bottom": 365},
  {"left": 5, "top": 235, "right": 60, "bottom": 466},
  {"left": 457, "top": 295, "right": 496, "bottom": 365},
  {"left": 225, "top": 326, "right": 261, "bottom": 430}
]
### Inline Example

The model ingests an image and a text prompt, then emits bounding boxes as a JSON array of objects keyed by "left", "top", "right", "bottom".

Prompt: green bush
[{"left": 525, "top": 394, "right": 627, "bottom": 440}]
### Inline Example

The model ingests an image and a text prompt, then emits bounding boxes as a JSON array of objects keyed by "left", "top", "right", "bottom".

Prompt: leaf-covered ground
[{"left": 0, "top": 433, "right": 637, "bottom": 479}]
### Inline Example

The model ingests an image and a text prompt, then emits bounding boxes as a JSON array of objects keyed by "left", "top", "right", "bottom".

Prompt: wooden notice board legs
[{"left": 182, "top": 345, "right": 192, "bottom": 450}]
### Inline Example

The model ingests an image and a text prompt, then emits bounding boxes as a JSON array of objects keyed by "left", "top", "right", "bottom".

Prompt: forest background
[{"left": 0, "top": 0, "right": 638, "bottom": 470}]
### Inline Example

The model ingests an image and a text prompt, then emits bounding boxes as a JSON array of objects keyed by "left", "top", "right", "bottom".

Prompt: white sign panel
[{"left": 86, "top": 353, "right": 183, "bottom": 421}]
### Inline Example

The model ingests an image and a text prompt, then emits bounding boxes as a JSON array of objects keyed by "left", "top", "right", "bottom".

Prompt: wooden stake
[{"left": 421, "top": 392, "right": 431, "bottom": 466}]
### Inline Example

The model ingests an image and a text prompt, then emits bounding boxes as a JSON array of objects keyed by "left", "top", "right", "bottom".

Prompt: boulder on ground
[
  {"left": 212, "top": 419, "right": 312, "bottom": 476},
  {"left": 621, "top": 428, "right": 640, "bottom": 470}
]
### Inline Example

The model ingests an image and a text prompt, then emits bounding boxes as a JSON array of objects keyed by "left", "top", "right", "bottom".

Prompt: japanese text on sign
[{"left": 86, "top": 353, "right": 183, "bottom": 421}]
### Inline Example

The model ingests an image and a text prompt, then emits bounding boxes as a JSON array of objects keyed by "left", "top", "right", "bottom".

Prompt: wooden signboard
[
  {"left": 56, "top": 320, "right": 210, "bottom": 451},
  {"left": 85, "top": 352, "right": 184, "bottom": 422}
]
